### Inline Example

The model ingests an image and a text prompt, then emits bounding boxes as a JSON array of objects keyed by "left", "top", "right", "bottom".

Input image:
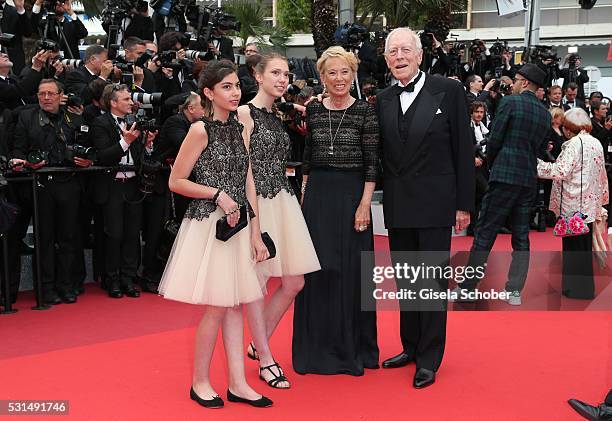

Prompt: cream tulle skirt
[
  {"left": 158, "top": 208, "right": 266, "bottom": 307},
  {"left": 255, "top": 190, "right": 321, "bottom": 282}
]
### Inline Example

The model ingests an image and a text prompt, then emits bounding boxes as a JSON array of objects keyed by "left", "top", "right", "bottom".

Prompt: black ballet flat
[
  {"left": 190, "top": 387, "right": 224, "bottom": 409},
  {"left": 227, "top": 389, "right": 273, "bottom": 408}
]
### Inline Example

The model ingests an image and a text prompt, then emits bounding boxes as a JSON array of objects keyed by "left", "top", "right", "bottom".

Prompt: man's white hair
[{"left": 384, "top": 27, "right": 422, "bottom": 53}]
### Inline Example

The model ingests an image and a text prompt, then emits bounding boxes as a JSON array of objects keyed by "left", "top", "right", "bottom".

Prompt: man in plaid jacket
[{"left": 458, "top": 63, "right": 551, "bottom": 305}]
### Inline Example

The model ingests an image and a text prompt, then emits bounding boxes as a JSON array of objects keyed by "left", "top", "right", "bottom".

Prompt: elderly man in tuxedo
[{"left": 376, "top": 27, "right": 474, "bottom": 388}]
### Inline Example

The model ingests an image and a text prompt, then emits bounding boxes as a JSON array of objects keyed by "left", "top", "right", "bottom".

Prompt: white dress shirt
[
  {"left": 112, "top": 113, "right": 136, "bottom": 179},
  {"left": 398, "top": 71, "right": 426, "bottom": 114}
]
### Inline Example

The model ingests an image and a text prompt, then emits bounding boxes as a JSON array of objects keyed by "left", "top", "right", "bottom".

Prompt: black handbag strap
[{"left": 559, "top": 136, "right": 584, "bottom": 215}]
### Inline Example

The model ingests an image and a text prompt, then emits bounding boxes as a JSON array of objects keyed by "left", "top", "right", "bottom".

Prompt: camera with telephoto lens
[
  {"left": 124, "top": 113, "right": 159, "bottom": 132},
  {"left": 43, "top": 0, "right": 61, "bottom": 13},
  {"left": 185, "top": 50, "right": 207, "bottom": 61},
  {"left": 475, "top": 138, "right": 487, "bottom": 160},
  {"left": 65, "top": 144, "right": 97, "bottom": 162},
  {"left": 114, "top": 61, "right": 134, "bottom": 73},
  {"left": 211, "top": 9, "right": 240, "bottom": 32},
  {"left": 130, "top": 93, "right": 163, "bottom": 106},
  {"left": 138, "top": 156, "right": 162, "bottom": 194},
  {"left": 35, "top": 38, "right": 60, "bottom": 52},
  {"left": 334, "top": 22, "right": 368, "bottom": 50},
  {"left": 0, "top": 34, "right": 16, "bottom": 48},
  {"left": 490, "top": 79, "right": 512, "bottom": 95},
  {"left": 568, "top": 54, "right": 580, "bottom": 68},
  {"left": 59, "top": 58, "right": 81, "bottom": 67},
  {"left": 27, "top": 150, "right": 49, "bottom": 165},
  {"left": 158, "top": 50, "right": 183, "bottom": 70},
  {"left": 66, "top": 93, "right": 83, "bottom": 108}
]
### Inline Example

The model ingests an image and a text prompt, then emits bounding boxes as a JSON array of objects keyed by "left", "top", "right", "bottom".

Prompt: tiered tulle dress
[
  {"left": 247, "top": 103, "right": 320, "bottom": 281},
  {"left": 158, "top": 118, "right": 266, "bottom": 307}
]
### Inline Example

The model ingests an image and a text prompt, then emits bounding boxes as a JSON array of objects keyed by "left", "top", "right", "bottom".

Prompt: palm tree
[
  {"left": 311, "top": 0, "right": 336, "bottom": 57},
  {"left": 356, "top": 0, "right": 466, "bottom": 41}
]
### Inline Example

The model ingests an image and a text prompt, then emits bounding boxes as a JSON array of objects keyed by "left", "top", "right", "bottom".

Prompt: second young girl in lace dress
[
  {"left": 237, "top": 53, "right": 320, "bottom": 389},
  {"left": 158, "top": 60, "right": 273, "bottom": 409}
]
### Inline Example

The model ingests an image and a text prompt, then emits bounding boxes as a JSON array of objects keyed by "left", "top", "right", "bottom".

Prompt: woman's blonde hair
[
  {"left": 550, "top": 107, "right": 565, "bottom": 122},
  {"left": 316, "top": 46, "right": 358, "bottom": 76},
  {"left": 564, "top": 107, "right": 592, "bottom": 134}
]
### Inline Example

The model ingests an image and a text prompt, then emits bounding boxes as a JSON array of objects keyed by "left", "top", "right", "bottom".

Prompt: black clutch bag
[
  {"left": 261, "top": 232, "right": 276, "bottom": 260},
  {"left": 215, "top": 205, "right": 249, "bottom": 241}
]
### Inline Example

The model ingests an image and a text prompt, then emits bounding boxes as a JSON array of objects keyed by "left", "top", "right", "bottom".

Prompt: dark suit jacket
[
  {"left": 197, "top": 37, "right": 235, "bottom": 62},
  {"left": 0, "top": 3, "right": 32, "bottom": 73},
  {"left": 124, "top": 14, "right": 154, "bottom": 41},
  {"left": 89, "top": 113, "right": 145, "bottom": 204},
  {"left": 65, "top": 65, "right": 98, "bottom": 105},
  {"left": 466, "top": 90, "right": 489, "bottom": 105},
  {"left": 357, "top": 41, "right": 377, "bottom": 82},
  {"left": 0, "top": 69, "right": 43, "bottom": 110},
  {"left": 153, "top": 112, "right": 190, "bottom": 163},
  {"left": 31, "top": 12, "right": 87, "bottom": 59},
  {"left": 376, "top": 74, "right": 475, "bottom": 228},
  {"left": 487, "top": 91, "right": 551, "bottom": 188}
]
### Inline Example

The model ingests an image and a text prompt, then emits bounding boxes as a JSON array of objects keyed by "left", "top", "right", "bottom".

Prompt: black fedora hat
[{"left": 516, "top": 63, "right": 547, "bottom": 88}]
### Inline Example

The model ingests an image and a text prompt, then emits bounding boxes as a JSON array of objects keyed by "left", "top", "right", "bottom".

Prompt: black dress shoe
[
  {"left": 227, "top": 389, "right": 273, "bottom": 408},
  {"left": 121, "top": 281, "right": 140, "bottom": 298},
  {"left": 190, "top": 387, "right": 224, "bottom": 409},
  {"left": 413, "top": 368, "right": 436, "bottom": 389},
  {"left": 382, "top": 352, "right": 413, "bottom": 369},
  {"left": 108, "top": 280, "right": 123, "bottom": 299},
  {"left": 20, "top": 240, "right": 34, "bottom": 255},
  {"left": 43, "top": 291, "right": 61, "bottom": 305},
  {"left": 73, "top": 285, "right": 85, "bottom": 296},
  {"left": 59, "top": 292, "right": 77, "bottom": 304},
  {"left": 568, "top": 399, "right": 612, "bottom": 420}
]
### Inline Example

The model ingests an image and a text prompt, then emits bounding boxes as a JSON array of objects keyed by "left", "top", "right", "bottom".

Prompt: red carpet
[{"left": 1, "top": 231, "right": 611, "bottom": 420}]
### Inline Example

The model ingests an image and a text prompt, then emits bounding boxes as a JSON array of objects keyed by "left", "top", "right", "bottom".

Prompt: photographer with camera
[
  {"left": 591, "top": 101, "right": 612, "bottom": 159},
  {"left": 153, "top": 31, "right": 188, "bottom": 100},
  {"left": 465, "top": 74, "right": 496, "bottom": 105},
  {"left": 151, "top": 0, "right": 187, "bottom": 45},
  {"left": 559, "top": 54, "right": 589, "bottom": 101},
  {"left": 469, "top": 101, "right": 489, "bottom": 236},
  {"left": 419, "top": 31, "right": 450, "bottom": 76},
  {"left": 10, "top": 78, "right": 88, "bottom": 305},
  {"left": 101, "top": 0, "right": 153, "bottom": 44},
  {"left": 65, "top": 45, "right": 115, "bottom": 105},
  {"left": 465, "top": 39, "right": 492, "bottom": 80},
  {"left": 138, "top": 91, "right": 204, "bottom": 291},
  {"left": 0, "top": 50, "right": 50, "bottom": 110},
  {"left": 31, "top": 0, "right": 87, "bottom": 60},
  {"left": 0, "top": 0, "right": 32, "bottom": 74},
  {"left": 89, "top": 84, "right": 157, "bottom": 299},
  {"left": 119, "top": 36, "right": 157, "bottom": 93}
]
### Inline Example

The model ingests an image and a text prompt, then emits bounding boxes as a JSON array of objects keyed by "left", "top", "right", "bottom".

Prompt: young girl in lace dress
[
  {"left": 237, "top": 53, "right": 320, "bottom": 390},
  {"left": 158, "top": 60, "right": 273, "bottom": 409}
]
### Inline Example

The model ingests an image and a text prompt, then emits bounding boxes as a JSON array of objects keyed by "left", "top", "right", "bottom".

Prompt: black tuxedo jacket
[
  {"left": 89, "top": 113, "right": 145, "bottom": 204},
  {"left": 197, "top": 37, "right": 235, "bottom": 62},
  {"left": 65, "top": 65, "right": 99, "bottom": 105},
  {"left": 376, "top": 74, "right": 475, "bottom": 228},
  {"left": 0, "top": 69, "right": 42, "bottom": 110},
  {"left": 0, "top": 3, "right": 32, "bottom": 73}
]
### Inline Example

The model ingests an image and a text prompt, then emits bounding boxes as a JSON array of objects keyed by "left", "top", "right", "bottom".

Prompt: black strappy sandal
[
  {"left": 259, "top": 362, "right": 290, "bottom": 389},
  {"left": 247, "top": 342, "right": 259, "bottom": 361}
]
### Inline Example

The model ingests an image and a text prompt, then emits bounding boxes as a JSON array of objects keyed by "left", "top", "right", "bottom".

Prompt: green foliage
[
  {"left": 355, "top": 0, "right": 466, "bottom": 30},
  {"left": 277, "top": 0, "right": 311, "bottom": 33},
  {"left": 224, "top": 0, "right": 266, "bottom": 47}
]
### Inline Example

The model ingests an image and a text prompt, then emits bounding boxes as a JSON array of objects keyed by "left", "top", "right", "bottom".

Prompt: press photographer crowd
[{"left": 0, "top": 0, "right": 611, "bottom": 311}]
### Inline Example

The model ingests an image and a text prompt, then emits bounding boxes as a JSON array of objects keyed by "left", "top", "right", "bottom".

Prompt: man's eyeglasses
[{"left": 37, "top": 91, "right": 61, "bottom": 98}]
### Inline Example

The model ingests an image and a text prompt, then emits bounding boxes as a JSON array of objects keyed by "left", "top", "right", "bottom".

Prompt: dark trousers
[
  {"left": 606, "top": 390, "right": 612, "bottom": 406},
  {"left": 102, "top": 178, "right": 142, "bottom": 283},
  {"left": 37, "top": 176, "right": 81, "bottom": 294},
  {"left": 1, "top": 181, "right": 33, "bottom": 299},
  {"left": 561, "top": 223, "right": 594, "bottom": 299},
  {"left": 464, "top": 182, "right": 535, "bottom": 292},
  {"left": 142, "top": 190, "right": 166, "bottom": 280},
  {"left": 387, "top": 226, "right": 451, "bottom": 372}
]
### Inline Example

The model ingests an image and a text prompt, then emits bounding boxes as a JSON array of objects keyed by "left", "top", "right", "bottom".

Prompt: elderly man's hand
[{"left": 455, "top": 210, "right": 471, "bottom": 234}]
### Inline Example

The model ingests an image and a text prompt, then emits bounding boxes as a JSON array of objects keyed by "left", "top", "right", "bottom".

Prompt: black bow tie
[
  {"left": 117, "top": 117, "right": 125, "bottom": 124},
  {"left": 394, "top": 72, "right": 422, "bottom": 95}
]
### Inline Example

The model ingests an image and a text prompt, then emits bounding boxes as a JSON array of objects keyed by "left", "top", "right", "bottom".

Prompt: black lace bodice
[
  {"left": 303, "top": 100, "right": 380, "bottom": 182},
  {"left": 184, "top": 117, "right": 249, "bottom": 220},
  {"left": 248, "top": 103, "right": 294, "bottom": 199}
]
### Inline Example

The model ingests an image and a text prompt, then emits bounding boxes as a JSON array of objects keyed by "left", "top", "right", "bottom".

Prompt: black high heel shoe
[
  {"left": 190, "top": 387, "right": 224, "bottom": 409},
  {"left": 226, "top": 389, "right": 273, "bottom": 408}
]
